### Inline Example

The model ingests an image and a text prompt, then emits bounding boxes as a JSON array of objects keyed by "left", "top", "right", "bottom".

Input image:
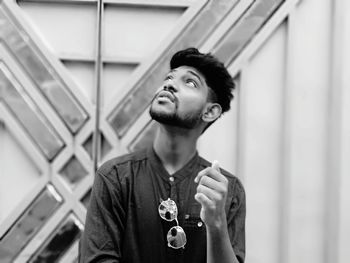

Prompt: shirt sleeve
[
  {"left": 227, "top": 178, "right": 246, "bottom": 263},
  {"left": 79, "top": 167, "right": 126, "bottom": 263}
]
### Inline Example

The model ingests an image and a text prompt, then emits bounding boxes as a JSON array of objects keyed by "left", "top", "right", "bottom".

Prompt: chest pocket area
[
  {"left": 182, "top": 203, "right": 206, "bottom": 241},
  {"left": 182, "top": 205, "right": 207, "bottom": 260}
]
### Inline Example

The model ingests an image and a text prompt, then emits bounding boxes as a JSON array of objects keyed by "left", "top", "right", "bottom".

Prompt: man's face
[{"left": 149, "top": 66, "right": 210, "bottom": 129}]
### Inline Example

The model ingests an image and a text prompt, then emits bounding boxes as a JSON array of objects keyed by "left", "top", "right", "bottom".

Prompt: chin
[
  {"left": 150, "top": 112, "right": 199, "bottom": 130},
  {"left": 149, "top": 103, "right": 202, "bottom": 129},
  {"left": 150, "top": 108, "right": 173, "bottom": 122}
]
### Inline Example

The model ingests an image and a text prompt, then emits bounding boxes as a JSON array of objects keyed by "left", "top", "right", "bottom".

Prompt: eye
[
  {"left": 186, "top": 79, "right": 197, "bottom": 88},
  {"left": 164, "top": 75, "right": 173, "bottom": 81}
]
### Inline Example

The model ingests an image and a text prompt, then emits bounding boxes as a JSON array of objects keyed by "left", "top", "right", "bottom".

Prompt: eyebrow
[
  {"left": 168, "top": 68, "right": 204, "bottom": 85},
  {"left": 187, "top": 70, "right": 204, "bottom": 85}
]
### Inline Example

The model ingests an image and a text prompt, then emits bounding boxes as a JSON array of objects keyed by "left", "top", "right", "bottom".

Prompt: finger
[
  {"left": 198, "top": 175, "right": 227, "bottom": 193},
  {"left": 195, "top": 167, "right": 225, "bottom": 184},
  {"left": 194, "top": 161, "right": 221, "bottom": 183},
  {"left": 196, "top": 183, "right": 221, "bottom": 201},
  {"left": 194, "top": 167, "right": 210, "bottom": 183},
  {"left": 194, "top": 192, "right": 213, "bottom": 208},
  {"left": 212, "top": 160, "right": 220, "bottom": 172},
  {"left": 195, "top": 160, "right": 220, "bottom": 182}
]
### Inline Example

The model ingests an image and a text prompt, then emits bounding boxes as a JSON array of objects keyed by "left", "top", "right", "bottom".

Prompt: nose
[{"left": 163, "top": 81, "right": 177, "bottom": 93}]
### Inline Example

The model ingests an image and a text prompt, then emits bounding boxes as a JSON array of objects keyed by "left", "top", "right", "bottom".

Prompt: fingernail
[{"left": 212, "top": 160, "right": 220, "bottom": 170}]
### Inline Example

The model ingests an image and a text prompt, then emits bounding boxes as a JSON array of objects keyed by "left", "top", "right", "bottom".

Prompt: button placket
[{"left": 169, "top": 179, "right": 176, "bottom": 201}]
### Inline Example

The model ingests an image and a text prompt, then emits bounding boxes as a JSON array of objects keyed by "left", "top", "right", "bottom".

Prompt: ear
[{"left": 202, "top": 103, "right": 222, "bottom": 123}]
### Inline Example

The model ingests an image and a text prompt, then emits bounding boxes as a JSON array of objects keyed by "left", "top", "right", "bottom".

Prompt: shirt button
[
  {"left": 197, "top": 221, "right": 203, "bottom": 227},
  {"left": 169, "top": 176, "right": 174, "bottom": 182}
]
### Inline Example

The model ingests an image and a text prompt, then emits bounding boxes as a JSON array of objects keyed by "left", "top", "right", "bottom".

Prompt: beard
[{"left": 149, "top": 98, "right": 203, "bottom": 129}]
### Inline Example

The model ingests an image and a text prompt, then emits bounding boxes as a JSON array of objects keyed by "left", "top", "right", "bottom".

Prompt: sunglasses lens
[
  {"left": 158, "top": 199, "right": 178, "bottom": 221},
  {"left": 159, "top": 198, "right": 186, "bottom": 249},
  {"left": 167, "top": 226, "right": 187, "bottom": 249}
]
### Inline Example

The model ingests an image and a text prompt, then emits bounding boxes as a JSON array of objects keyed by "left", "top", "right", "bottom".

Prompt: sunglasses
[{"left": 158, "top": 198, "right": 187, "bottom": 249}]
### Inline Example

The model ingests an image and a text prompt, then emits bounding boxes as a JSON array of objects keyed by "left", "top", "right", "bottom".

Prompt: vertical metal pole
[{"left": 92, "top": 0, "right": 103, "bottom": 173}]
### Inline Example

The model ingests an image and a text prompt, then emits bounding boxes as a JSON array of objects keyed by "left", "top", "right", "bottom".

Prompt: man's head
[
  {"left": 150, "top": 47, "right": 235, "bottom": 132},
  {"left": 170, "top": 48, "right": 234, "bottom": 114}
]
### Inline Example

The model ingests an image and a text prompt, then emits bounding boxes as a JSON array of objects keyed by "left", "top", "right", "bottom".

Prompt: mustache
[{"left": 152, "top": 87, "right": 177, "bottom": 103}]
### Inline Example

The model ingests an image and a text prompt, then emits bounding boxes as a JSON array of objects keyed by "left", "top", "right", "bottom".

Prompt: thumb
[{"left": 211, "top": 160, "right": 220, "bottom": 172}]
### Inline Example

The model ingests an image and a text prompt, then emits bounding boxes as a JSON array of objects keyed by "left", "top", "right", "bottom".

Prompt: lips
[{"left": 157, "top": 90, "right": 175, "bottom": 103}]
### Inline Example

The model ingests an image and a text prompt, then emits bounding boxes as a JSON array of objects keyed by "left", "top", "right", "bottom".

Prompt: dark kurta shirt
[{"left": 79, "top": 147, "right": 246, "bottom": 263}]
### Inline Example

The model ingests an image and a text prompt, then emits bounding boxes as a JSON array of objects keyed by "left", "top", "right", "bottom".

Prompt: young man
[{"left": 79, "top": 48, "right": 246, "bottom": 263}]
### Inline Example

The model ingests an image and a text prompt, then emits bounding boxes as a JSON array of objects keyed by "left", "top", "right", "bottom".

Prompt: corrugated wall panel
[
  {"left": 285, "top": 0, "right": 331, "bottom": 262},
  {"left": 338, "top": 1, "right": 350, "bottom": 263},
  {"left": 241, "top": 21, "right": 287, "bottom": 263}
]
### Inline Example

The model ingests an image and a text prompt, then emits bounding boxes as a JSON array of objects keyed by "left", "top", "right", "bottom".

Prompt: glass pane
[
  {"left": 59, "top": 155, "right": 88, "bottom": 189},
  {"left": 213, "top": 0, "right": 285, "bottom": 63},
  {"left": 0, "top": 63, "right": 65, "bottom": 160},
  {"left": 100, "top": 132, "right": 112, "bottom": 159},
  {"left": 108, "top": 82, "right": 156, "bottom": 138},
  {"left": 81, "top": 189, "right": 91, "bottom": 209},
  {"left": 82, "top": 131, "right": 112, "bottom": 160},
  {"left": 82, "top": 133, "right": 93, "bottom": 159},
  {"left": 0, "top": 185, "right": 62, "bottom": 263},
  {"left": 28, "top": 214, "right": 83, "bottom": 263},
  {"left": 0, "top": 8, "right": 89, "bottom": 134}
]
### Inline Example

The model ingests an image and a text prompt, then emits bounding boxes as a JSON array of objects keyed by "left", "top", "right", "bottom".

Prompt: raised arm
[{"left": 194, "top": 161, "right": 246, "bottom": 263}]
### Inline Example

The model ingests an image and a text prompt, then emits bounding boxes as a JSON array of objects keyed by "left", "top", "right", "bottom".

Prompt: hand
[{"left": 194, "top": 161, "right": 229, "bottom": 229}]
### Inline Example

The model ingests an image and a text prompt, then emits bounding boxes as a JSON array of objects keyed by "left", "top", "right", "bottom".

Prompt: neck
[{"left": 153, "top": 124, "right": 200, "bottom": 175}]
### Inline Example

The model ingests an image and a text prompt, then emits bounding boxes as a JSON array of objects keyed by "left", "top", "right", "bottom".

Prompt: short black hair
[{"left": 170, "top": 47, "right": 235, "bottom": 113}]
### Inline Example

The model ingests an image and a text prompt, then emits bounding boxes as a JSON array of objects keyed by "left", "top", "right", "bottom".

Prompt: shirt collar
[{"left": 147, "top": 146, "right": 200, "bottom": 183}]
